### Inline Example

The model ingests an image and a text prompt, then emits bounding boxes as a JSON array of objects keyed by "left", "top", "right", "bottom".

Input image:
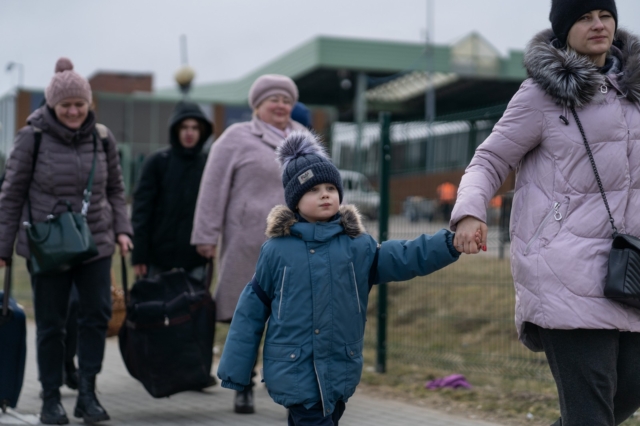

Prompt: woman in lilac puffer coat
[{"left": 451, "top": 1, "right": 640, "bottom": 424}]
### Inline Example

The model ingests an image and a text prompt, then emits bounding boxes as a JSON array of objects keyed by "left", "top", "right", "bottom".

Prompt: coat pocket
[
  {"left": 262, "top": 343, "right": 301, "bottom": 396},
  {"left": 343, "top": 338, "right": 364, "bottom": 396},
  {"left": 524, "top": 198, "right": 569, "bottom": 256}
]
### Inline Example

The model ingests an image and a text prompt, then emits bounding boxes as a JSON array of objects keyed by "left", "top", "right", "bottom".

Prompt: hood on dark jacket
[
  {"left": 266, "top": 204, "right": 365, "bottom": 239},
  {"left": 524, "top": 29, "right": 640, "bottom": 107},
  {"left": 168, "top": 101, "right": 213, "bottom": 155}
]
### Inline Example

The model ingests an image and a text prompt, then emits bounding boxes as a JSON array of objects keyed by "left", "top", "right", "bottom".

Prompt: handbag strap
[
  {"left": 81, "top": 134, "right": 99, "bottom": 216},
  {"left": 204, "top": 259, "right": 214, "bottom": 292},
  {"left": 570, "top": 106, "right": 618, "bottom": 238},
  {"left": 121, "top": 255, "right": 129, "bottom": 306},
  {"left": 26, "top": 129, "right": 98, "bottom": 224}
]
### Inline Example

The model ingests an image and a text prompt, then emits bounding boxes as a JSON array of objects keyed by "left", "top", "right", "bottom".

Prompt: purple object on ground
[{"left": 425, "top": 374, "right": 472, "bottom": 390}]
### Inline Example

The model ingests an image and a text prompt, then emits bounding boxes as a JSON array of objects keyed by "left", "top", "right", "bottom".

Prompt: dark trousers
[
  {"left": 287, "top": 401, "right": 345, "bottom": 426},
  {"left": 64, "top": 286, "right": 79, "bottom": 372},
  {"left": 538, "top": 327, "right": 640, "bottom": 426},
  {"left": 30, "top": 257, "right": 112, "bottom": 391}
]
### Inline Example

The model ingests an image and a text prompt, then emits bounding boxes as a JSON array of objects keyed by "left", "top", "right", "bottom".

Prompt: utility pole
[
  {"left": 425, "top": 0, "right": 436, "bottom": 170},
  {"left": 354, "top": 72, "right": 367, "bottom": 174},
  {"left": 425, "top": 0, "right": 435, "bottom": 124},
  {"left": 376, "top": 111, "right": 391, "bottom": 374}
]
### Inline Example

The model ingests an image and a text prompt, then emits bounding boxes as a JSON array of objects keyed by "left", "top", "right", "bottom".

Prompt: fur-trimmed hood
[
  {"left": 524, "top": 29, "right": 640, "bottom": 107},
  {"left": 266, "top": 204, "right": 365, "bottom": 239}
]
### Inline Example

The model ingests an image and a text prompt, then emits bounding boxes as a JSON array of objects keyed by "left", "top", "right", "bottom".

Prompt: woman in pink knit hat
[
  {"left": 0, "top": 58, "right": 132, "bottom": 424},
  {"left": 191, "top": 74, "right": 309, "bottom": 414}
]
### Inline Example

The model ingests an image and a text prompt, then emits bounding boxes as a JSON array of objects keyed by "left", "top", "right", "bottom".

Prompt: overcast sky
[{"left": 2, "top": 0, "right": 640, "bottom": 96}]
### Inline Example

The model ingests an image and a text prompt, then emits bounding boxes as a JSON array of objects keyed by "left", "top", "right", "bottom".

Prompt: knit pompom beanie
[
  {"left": 45, "top": 57, "right": 92, "bottom": 107},
  {"left": 276, "top": 132, "right": 343, "bottom": 211}
]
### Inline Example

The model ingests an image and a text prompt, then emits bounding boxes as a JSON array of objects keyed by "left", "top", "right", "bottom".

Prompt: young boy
[{"left": 217, "top": 132, "right": 465, "bottom": 425}]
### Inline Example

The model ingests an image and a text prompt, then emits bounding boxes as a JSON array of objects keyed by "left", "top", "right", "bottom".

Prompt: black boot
[
  {"left": 40, "top": 389, "right": 69, "bottom": 425},
  {"left": 74, "top": 376, "right": 110, "bottom": 424},
  {"left": 234, "top": 386, "right": 255, "bottom": 414},
  {"left": 64, "top": 361, "right": 78, "bottom": 391}
]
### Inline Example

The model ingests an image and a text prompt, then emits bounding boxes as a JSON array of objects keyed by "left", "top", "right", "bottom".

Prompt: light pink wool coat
[
  {"left": 191, "top": 117, "right": 307, "bottom": 321},
  {"left": 451, "top": 29, "right": 640, "bottom": 351}
]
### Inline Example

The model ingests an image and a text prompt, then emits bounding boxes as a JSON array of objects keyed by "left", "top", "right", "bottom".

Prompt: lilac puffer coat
[{"left": 450, "top": 29, "right": 640, "bottom": 351}]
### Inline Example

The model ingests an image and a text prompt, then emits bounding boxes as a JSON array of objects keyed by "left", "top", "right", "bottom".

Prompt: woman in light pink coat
[
  {"left": 191, "top": 74, "right": 307, "bottom": 415},
  {"left": 451, "top": 1, "right": 640, "bottom": 424}
]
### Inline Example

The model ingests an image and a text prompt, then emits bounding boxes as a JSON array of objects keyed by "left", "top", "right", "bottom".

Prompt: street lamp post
[
  {"left": 174, "top": 35, "right": 194, "bottom": 98},
  {"left": 174, "top": 66, "right": 195, "bottom": 98},
  {"left": 5, "top": 62, "right": 24, "bottom": 88}
]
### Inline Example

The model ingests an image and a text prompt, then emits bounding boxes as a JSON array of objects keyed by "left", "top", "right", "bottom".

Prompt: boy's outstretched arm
[
  {"left": 217, "top": 276, "right": 271, "bottom": 391},
  {"left": 376, "top": 229, "right": 460, "bottom": 284}
]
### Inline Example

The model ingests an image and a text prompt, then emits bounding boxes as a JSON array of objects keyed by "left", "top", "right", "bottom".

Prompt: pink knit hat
[
  {"left": 45, "top": 58, "right": 92, "bottom": 107},
  {"left": 248, "top": 74, "right": 298, "bottom": 109}
]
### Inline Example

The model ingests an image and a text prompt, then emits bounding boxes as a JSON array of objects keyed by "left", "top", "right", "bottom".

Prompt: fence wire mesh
[{"left": 332, "top": 119, "right": 552, "bottom": 382}]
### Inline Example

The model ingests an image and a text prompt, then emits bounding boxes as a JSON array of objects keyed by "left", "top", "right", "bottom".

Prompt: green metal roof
[{"left": 155, "top": 35, "right": 527, "bottom": 105}]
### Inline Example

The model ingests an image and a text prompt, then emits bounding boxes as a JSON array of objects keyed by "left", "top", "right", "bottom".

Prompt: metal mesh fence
[{"left": 332, "top": 119, "right": 552, "bottom": 382}]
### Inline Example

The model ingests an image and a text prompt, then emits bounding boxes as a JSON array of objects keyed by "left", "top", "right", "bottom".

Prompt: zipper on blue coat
[
  {"left": 278, "top": 267, "right": 286, "bottom": 319},
  {"left": 313, "top": 361, "right": 326, "bottom": 416},
  {"left": 350, "top": 263, "right": 361, "bottom": 313},
  {"left": 524, "top": 201, "right": 563, "bottom": 255}
]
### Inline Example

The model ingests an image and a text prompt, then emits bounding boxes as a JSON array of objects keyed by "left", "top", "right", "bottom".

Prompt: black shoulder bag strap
[
  {"left": 570, "top": 107, "right": 618, "bottom": 237},
  {"left": 24, "top": 127, "right": 43, "bottom": 229}
]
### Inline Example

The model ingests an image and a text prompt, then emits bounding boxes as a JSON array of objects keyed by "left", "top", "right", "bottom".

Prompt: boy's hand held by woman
[{"left": 453, "top": 217, "right": 487, "bottom": 254}]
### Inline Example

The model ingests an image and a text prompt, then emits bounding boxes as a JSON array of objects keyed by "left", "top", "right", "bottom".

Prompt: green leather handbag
[{"left": 24, "top": 131, "right": 99, "bottom": 275}]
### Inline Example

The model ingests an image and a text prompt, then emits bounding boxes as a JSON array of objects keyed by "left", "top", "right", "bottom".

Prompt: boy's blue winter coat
[{"left": 217, "top": 205, "right": 459, "bottom": 416}]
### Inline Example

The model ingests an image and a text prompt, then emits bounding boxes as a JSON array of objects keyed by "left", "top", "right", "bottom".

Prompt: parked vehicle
[
  {"left": 339, "top": 170, "right": 379, "bottom": 220},
  {"left": 403, "top": 196, "right": 436, "bottom": 222}
]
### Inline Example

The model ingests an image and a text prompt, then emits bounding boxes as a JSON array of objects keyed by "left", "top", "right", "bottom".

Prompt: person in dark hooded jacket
[{"left": 131, "top": 101, "right": 213, "bottom": 278}]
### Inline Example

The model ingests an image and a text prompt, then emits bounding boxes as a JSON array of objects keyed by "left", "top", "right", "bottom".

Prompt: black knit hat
[
  {"left": 276, "top": 132, "right": 343, "bottom": 212},
  {"left": 549, "top": 0, "right": 617, "bottom": 48}
]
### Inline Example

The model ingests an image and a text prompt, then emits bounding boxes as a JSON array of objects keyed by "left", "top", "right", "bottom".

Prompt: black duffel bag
[{"left": 118, "top": 258, "right": 216, "bottom": 398}]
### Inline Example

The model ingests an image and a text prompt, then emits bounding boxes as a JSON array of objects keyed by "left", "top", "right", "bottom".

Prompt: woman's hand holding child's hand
[{"left": 454, "top": 217, "right": 488, "bottom": 254}]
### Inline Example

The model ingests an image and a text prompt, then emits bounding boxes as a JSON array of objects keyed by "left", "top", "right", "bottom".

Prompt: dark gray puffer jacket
[{"left": 0, "top": 106, "right": 132, "bottom": 261}]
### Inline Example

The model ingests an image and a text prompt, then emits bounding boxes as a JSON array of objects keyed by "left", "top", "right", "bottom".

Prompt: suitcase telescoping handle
[{"left": 2, "top": 258, "right": 12, "bottom": 319}]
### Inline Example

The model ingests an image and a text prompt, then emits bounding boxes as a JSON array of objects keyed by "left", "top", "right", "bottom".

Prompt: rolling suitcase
[
  {"left": 118, "top": 258, "right": 216, "bottom": 398},
  {"left": 0, "top": 259, "right": 27, "bottom": 412}
]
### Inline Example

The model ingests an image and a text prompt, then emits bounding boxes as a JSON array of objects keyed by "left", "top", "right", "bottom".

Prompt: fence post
[{"left": 376, "top": 112, "right": 391, "bottom": 373}]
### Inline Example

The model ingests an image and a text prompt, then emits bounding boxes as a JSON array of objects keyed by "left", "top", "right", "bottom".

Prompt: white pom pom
[{"left": 276, "top": 131, "right": 327, "bottom": 169}]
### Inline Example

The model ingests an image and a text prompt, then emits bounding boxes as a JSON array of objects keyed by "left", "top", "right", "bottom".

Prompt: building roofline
[{"left": 154, "top": 34, "right": 526, "bottom": 105}]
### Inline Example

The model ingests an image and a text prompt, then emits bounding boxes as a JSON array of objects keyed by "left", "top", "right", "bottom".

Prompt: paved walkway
[{"left": 1, "top": 324, "right": 504, "bottom": 425}]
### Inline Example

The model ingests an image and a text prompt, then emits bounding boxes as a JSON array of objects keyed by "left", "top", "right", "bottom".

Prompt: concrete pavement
[{"left": 1, "top": 323, "right": 504, "bottom": 425}]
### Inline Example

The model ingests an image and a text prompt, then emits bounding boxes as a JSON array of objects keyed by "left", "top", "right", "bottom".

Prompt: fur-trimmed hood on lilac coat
[{"left": 450, "top": 29, "right": 640, "bottom": 351}]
